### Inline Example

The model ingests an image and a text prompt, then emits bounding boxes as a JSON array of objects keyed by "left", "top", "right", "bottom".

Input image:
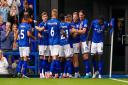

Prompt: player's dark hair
[
  {"left": 66, "top": 14, "right": 72, "bottom": 18},
  {"left": 98, "top": 16, "right": 104, "bottom": 21},
  {"left": 59, "top": 13, "right": 65, "bottom": 21},
  {"left": 73, "top": 12, "right": 78, "bottom": 16},
  {"left": 41, "top": 12, "right": 48, "bottom": 16},
  {"left": 79, "top": 10, "right": 86, "bottom": 15}
]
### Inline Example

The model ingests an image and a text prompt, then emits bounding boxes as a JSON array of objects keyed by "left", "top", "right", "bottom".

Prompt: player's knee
[
  {"left": 23, "top": 57, "right": 28, "bottom": 61},
  {"left": 20, "top": 57, "right": 24, "bottom": 61},
  {"left": 83, "top": 53, "right": 89, "bottom": 60}
]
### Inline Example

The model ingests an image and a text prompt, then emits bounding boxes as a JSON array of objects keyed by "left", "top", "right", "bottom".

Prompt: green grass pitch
[{"left": 0, "top": 78, "right": 128, "bottom": 85}]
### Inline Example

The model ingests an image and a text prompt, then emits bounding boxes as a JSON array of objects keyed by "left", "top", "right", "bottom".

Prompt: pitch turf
[{"left": 0, "top": 78, "right": 128, "bottom": 85}]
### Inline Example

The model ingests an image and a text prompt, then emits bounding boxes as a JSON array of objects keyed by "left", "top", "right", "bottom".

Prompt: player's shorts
[
  {"left": 49, "top": 45, "right": 60, "bottom": 56},
  {"left": 73, "top": 43, "right": 80, "bottom": 54},
  {"left": 19, "top": 47, "right": 30, "bottom": 57},
  {"left": 81, "top": 41, "right": 90, "bottom": 54},
  {"left": 91, "top": 42, "right": 103, "bottom": 54},
  {"left": 38, "top": 45, "right": 50, "bottom": 56},
  {"left": 59, "top": 44, "right": 73, "bottom": 57}
]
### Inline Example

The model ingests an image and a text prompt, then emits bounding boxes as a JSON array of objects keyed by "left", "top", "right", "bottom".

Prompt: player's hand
[
  {"left": 33, "top": 20, "right": 37, "bottom": 23},
  {"left": 72, "top": 28, "right": 77, "bottom": 33},
  {"left": 0, "top": 57, "right": 4, "bottom": 61},
  {"left": 61, "top": 29, "right": 66, "bottom": 36},
  {"left": 72, "top": 33, "right": 78, "bottom": 38},
  {"left": 34, "top": 37, "right": 37, "bottom": 40},
  {"left": 35, "top": 26, "right": 38, "bottom": 29}
]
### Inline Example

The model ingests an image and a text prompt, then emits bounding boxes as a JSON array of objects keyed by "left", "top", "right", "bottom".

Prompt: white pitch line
[{"left": 110, "top": 78, "right": 128, "bottom": 83}]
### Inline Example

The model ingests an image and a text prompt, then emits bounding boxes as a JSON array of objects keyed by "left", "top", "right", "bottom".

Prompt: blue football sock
[
  {"left": 98, "top": 60, "right": 103, "bottom": 75},
  {"left": 42, "top": 60, "right": 47, "bottom": 74},
  {"left": 45, "top": 60, "right": 48, "bottom": 72},
  {"left": 16, "top": 60, "right": 23, "bottom": 73},
  {"left": 56, "top": 60, "right": 61, "bottom": 74},
  {"left": 50, "top": 60, "right": 56, "bottom": 74},
  {"left": 64, "top": 61, "right": 68, "bottom": 74},
  {"left": 22, "top": 61, "right": 27, "bottom": 75},
  {"left": 93, "top": 59, "right": 97, "bottom": 72},
  {"left": 74, "top": 67, "right": 79, "bottom": 73},
  {"left": 40, "top": 59, "right": 43, "bottom": 73},
  {"left": 60, "top": 61, "right": 65, "bottom": 74},
  {"left": 67, "top": 60, "right": 72, "bottom": 74},
  {"left": 83, "top": 59, "right": 90, "bottom": 74},
  {"left": 46, "top": 62, "right": 51, "bottom": 72}
]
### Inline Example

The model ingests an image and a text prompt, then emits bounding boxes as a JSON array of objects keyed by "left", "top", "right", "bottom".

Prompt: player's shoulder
[
  {"left": 19, "top": 23, "right": 26, "bottom": 28},
  {"left": 47, "top": 18, "right": 60, "bottom": 25},
  {"left": 83, "top": 18, "right": 88, "bottom": 21},
  {"left": 39, "top": 21, "right": 45, "bottom": 26},
  {"left": 91, "top": 19, "right": 98, "bottom": 25}
]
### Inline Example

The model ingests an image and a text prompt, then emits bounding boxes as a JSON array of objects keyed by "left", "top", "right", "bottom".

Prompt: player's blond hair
[
  {"left": 51, "top": 9, "right": 58, "bottom": 18},
  {"left": 73, "top": 12, "right": 78, "bottom": 16},
  {"left": 0, "top": 50, "right": 3, "bottom": 55}
]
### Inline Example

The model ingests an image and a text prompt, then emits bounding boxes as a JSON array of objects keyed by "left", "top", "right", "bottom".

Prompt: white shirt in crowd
[
  {"left": 0, "top": 57, "right": 9, "bottom": 74},
  {"left": 7, "top": 0, "right": 21, "bottom": 7}
]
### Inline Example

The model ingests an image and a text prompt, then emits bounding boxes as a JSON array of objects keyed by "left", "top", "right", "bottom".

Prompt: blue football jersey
[
  {"left": 79, "top": 19, "right": 88, "bottom": 42},
  {"left": 18, "top": 22, "right": 31, "bottom": 47},
  {"left": 38, "top": 22, "right": 49, "bottom": 45},
  {"left": 91, "top": 19, "right": 107, "bottom": 43},
  {"left": 59, "top": 22, "right": 71, "bottom": 46},
  {"left": 46, "top": 18, "right": 60, "bottom": 45},
  {"left": 71, "top": 21, "right": 80, "bottom": 43}
]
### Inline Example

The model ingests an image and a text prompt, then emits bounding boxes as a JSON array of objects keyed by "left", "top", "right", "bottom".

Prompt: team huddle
[{"left": 16, "top": 9, "right": 114, "bottom": 79}]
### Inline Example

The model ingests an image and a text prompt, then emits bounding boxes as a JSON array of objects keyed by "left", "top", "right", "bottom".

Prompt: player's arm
[
  {"left": 27, "top": 31, "right": 36, "bottom": 40},
  {"left": 35, "top": 26, "right": 45, "bottom": 31},
  {"left": 70, "top": 27, "right": 77, "bottom": 34},
  {"left": 87, "top": 24, "right": 93, "bottom": 43},
  {"left": 38, "top": 32, "right": 42, "bottom": 38},
  {"left": 77, "top": 27, "right": 87, "bottom": 34},
  {"left": 60, "top": 28, "right": 67, "bottom": 38},
  {"left": 70, "top": 28, "right": 79, "bottom": 38}
]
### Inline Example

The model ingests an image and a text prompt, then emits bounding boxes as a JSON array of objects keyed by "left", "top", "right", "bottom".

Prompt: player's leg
[
  {"left": 91, "top": 42, "right": 98, "bottom": 78},
  {"left": 64, "top": 44, "right": 73, "bottom": 78},
  {"left": 44, "top": 45, "right": 50, "bottom": 78},
  {"left": 39, "top": 45, "right": 45, "bottom": 78},
  {"left": 54, "top": 45, "right": 61, "bottom": 78},
  {"left": 81, "top": 42, "right": 91, "bottom": 78},
  {"left": 58, "top": 45, "right": 65, "bottom": 78},
  {"left": 15, "top": 47, "right": 24, "bottom": 77},
  {"left": 97, "top": 42, "right": 103, "bottom": 78},
  {"left": 73, "top": 43, "right": 80, "bottom": 78},
  {"left": 45, "top": 55, "right": 52, "bottom": 78},
  {"left": 22, "top": 47, "right": 30, "bottom": 78},
  {"left": 49, "top": 45, "right": 60, "bottom": 78}
]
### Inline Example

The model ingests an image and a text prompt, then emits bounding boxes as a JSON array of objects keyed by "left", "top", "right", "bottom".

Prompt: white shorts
[
  {"left": 49, "top": 45, "right": 60, "bottom": 56},
  {"left": 73, "top": 43, "right": 80, "bottom": 54},
  {"left": 59, "top": 44, "right": 73, "bottom": 57},
  {"left": 19, "top": 47, "right": 30, "bottom": 57},
  {"left": 81, "top": 41, "right": 90, "bottom": 54},
  {"left": 91, "top": 42, "right": 103, "bottom": 54},
  {"left": 38, "top": 45, "right": 50, "bottom": 56}
]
